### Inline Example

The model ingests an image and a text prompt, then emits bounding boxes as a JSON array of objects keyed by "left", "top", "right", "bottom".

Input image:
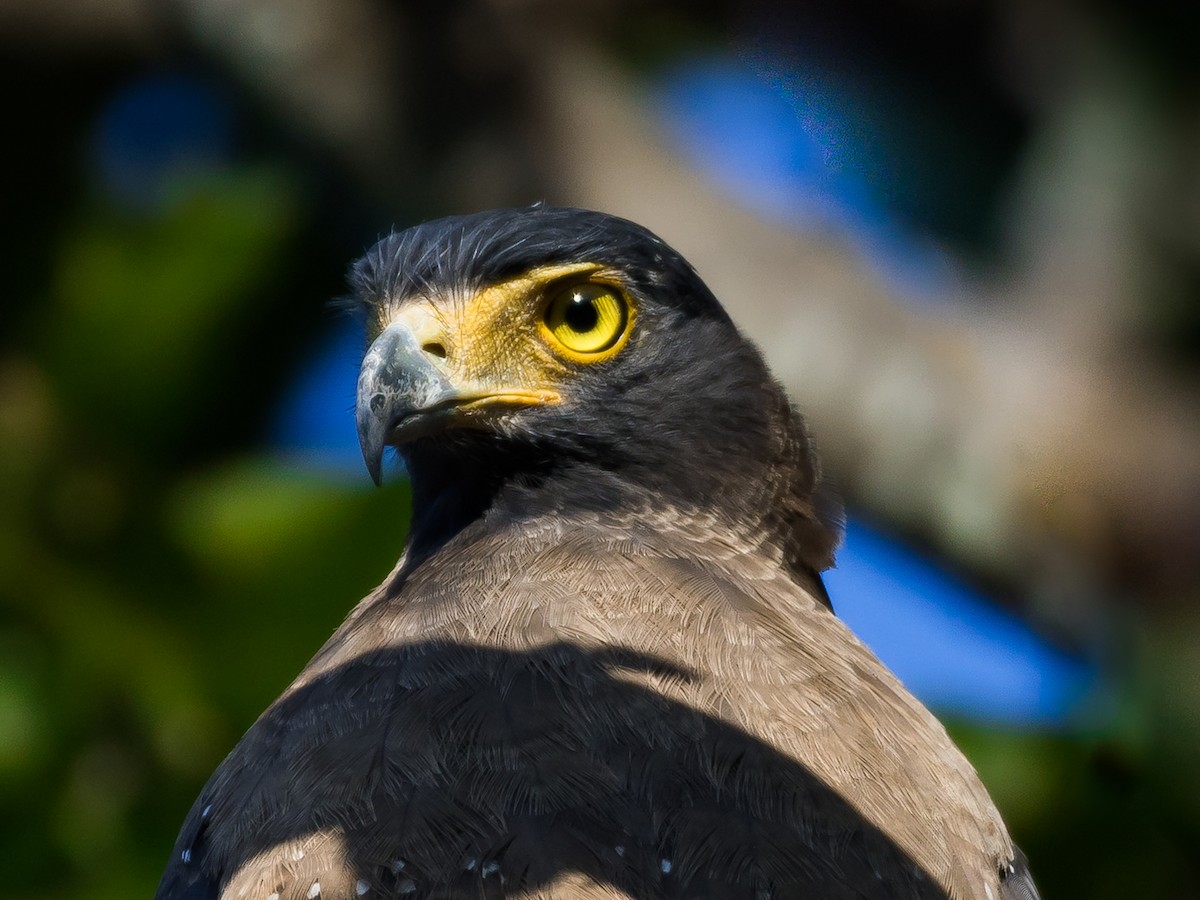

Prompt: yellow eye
[{"left": 542, "top": 283, "right": 630, "bottom": 357}]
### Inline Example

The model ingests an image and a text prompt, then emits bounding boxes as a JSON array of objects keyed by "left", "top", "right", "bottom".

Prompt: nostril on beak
[{"left": 422, "top": 341, "right": 447, "bottom": 360}]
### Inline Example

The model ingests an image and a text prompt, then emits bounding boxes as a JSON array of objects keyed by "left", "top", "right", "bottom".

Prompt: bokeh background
[{"left": 2, "top": 1, "right": 1199, "bottom": 898}]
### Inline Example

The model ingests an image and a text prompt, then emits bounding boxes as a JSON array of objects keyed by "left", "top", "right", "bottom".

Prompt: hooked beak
[
  {"left": 355, "top": 321, "right": 458, "bottom": 486},
  {"left": 355, "top": 318, "right": 560, "bottom": 485}
]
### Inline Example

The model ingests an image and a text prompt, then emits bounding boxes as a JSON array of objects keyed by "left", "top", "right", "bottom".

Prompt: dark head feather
[{"left": 352, "top": 206, "right": 841, "bottom": 587}]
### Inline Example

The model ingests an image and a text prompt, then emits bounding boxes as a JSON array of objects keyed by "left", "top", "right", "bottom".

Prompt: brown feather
[{"left": 159, "top": 508, "right": 1016, "bottom": 899}]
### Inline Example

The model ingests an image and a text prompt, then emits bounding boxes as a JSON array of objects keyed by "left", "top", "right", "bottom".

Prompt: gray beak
[{"left": 355, "top": 322, "right": 456, "bottom": 485}]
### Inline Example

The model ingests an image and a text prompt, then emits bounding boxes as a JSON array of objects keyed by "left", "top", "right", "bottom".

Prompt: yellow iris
[{"left": 542, "top": 284, "right": 630, "bottom": 356}]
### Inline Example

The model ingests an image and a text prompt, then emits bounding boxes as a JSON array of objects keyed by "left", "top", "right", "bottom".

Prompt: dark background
[{"left": 1, "top": 2, "right": 1198, "bottom": 898}]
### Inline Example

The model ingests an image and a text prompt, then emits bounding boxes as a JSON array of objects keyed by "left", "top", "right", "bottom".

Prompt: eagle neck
[{"left": 398, "top": 415, "right": 839, "bottom": 596}]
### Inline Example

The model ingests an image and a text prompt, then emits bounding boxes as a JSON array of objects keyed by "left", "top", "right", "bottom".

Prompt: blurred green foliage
[
  {"left": 952, "top": 613, "right": 1200, "bottom": 898},
  {"left": 0, "top": 160, "right": 413, "bottom": 899}
]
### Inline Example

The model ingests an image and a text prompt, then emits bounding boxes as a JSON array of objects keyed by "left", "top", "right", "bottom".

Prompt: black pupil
[{"left": 563, "top": 293, "right": 599, "bottom": 332}]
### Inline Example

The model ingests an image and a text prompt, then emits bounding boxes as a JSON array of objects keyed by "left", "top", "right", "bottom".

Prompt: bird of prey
[{"left": 157, "top": 206, "right": 1039, "bottom": 900}]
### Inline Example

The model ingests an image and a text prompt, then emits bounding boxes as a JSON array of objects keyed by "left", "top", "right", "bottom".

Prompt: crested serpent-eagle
[{"left": 156, "top": 206, "right": 1039, "bottom": 900}]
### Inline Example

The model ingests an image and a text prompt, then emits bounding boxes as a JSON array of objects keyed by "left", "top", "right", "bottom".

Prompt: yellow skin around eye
[
  {"left": 373, "top": 263, "right": 636, "bottom": 400},
  {"left": 451, "top": 264, "right": 635, "bottom": 372},
  {"left": 544, "top": 285, "right": 629, "bottom": 355}
]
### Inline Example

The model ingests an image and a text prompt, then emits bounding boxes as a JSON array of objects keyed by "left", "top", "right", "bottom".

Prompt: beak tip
[
  {"left": 357, "top": 425, "right": 386, "bottom": 487},
  {"left": 368, "top": 461, "right": 384, "bottom": 487}
]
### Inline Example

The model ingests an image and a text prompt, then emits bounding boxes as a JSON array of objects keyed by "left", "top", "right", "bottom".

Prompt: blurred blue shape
[
  {"left": 654, "top": 57, "right": 958, "bottom": 301},
  {"left": 270, "top": 320, "right": 409, "bottom": 482},
  {"left": 271, "top": 330, "right": 1099, "bottom": 728},
  {"left": 271, "top": 320, "right": 367, "bottom": 473},
  {"left": 827, "top": 519, "right": 1099, "bottom": 727},
  {"left": 91, "top": 73, "right": 235, "bottom": 211}
]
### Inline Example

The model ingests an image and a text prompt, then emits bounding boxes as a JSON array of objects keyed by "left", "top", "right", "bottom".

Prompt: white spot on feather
[
  {"left": 390, "top": 858, "right": 406, "bottom": 873},
  {"left": 614, "top": 845, "right": 625, "bottom": 857},
  {"left": 985, "top": 883, "right": 995, "bottom": 900},
  {"left": 201, "top": 804, "right": 211, "bottom": 819},
  {"left": 661, "top": 859, "right": 672, "bottom": 874},
  {"left": 307, "top": 881, "right": 321, "bottom": 899},
  {"left": 465, "top": 858, "right": 477, "bottom": 871},
  {"left": 398, "top": 879, "right": 416, "bottom": 893},
  {"left": 481, "top": 861, "right": 500, "bottom": 877},
  {"left": 180, "top": 849, "right": 191, "bottom": 864},
  {"left": 267, "top": 894, "right": 279, "bottom": 900},
  {"left": 356, "top": 880, "right": 369, "bottom": 895}
]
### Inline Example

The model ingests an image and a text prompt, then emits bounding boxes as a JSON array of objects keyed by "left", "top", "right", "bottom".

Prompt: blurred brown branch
[{"left": 526, "top": 43, "right": 1200, "bottom": 634}]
